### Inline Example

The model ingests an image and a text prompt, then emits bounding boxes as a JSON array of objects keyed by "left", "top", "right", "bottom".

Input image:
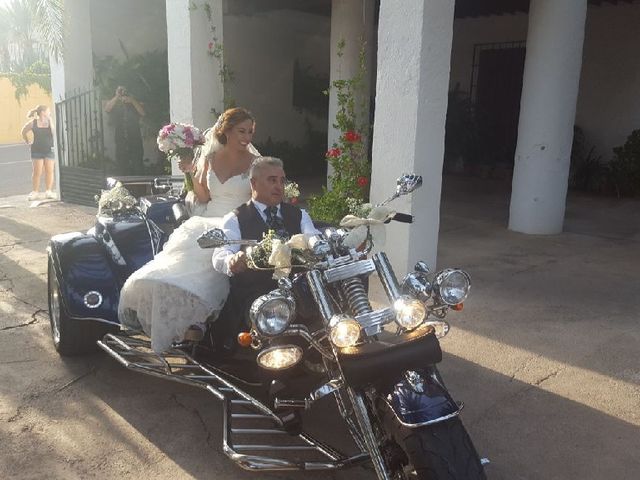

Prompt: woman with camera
[{"left": 105, "top": 86, "right": 145, "bottom": 175}]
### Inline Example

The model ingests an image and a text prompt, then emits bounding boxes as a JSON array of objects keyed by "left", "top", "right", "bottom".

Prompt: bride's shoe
[{"left": 183, "top": 324, "right": 205, "bottom": 342}]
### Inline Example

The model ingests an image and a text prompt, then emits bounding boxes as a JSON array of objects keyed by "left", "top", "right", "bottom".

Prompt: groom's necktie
[{"left": 264, "top": 205, "right": 286, "bottom": 237}]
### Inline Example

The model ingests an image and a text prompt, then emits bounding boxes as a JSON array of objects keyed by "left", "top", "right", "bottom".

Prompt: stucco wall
[
  {"left": 0, "top": 80, "right": 52, "bottom": 144},
  {"left": 449, "top": 3, "right": 640, "bottom": 160},
  {"left": 223, "top": 10, "right": 330, "bottom": 146},
  {"left": 575, "top": 2, "right": 640, "bottom": 159},
  {"left": 90, "top": 0, "right": 167, "bottom": 58}
]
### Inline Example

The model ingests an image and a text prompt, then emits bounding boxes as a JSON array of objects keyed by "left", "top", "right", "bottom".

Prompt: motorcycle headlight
[
  {"left": 329, "top": 315, "right": 361, "bottom": 348},
  {"left": 402, "top": 272, "right": 432, "bottom": 301},
  {"left": 250, "top": 292, "right": 295, "bottom": 336},
  {"left": 434, "top": 269, "right": 471, "bottom": 305},
  {"left": 257, "top": 345, "right": 303, "bottom": 370},
  {"left": 394, "top": 296, "right": 427, "bottom": 330}
]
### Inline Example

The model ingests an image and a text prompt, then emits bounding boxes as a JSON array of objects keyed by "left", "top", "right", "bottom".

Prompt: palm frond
[{"left": 34, "top": 0, "right": 65, "bottom": 61}]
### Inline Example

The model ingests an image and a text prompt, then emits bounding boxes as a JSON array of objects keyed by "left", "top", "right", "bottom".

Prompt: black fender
[
  {"left": 48, "top": 232, "right": 122, "bottom": 326},
  {"left": 382, "top": 367, "right": 461, "bottom": 427}
]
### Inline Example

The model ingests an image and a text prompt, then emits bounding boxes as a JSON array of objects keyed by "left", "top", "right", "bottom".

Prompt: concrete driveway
[{"left": 0, "top": 178, "right": 639, "bottom": 479}]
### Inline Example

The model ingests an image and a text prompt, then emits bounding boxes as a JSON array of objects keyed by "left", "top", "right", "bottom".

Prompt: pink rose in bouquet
[{"left": 157, "top": 123, "right": 205, "bottom": 192}]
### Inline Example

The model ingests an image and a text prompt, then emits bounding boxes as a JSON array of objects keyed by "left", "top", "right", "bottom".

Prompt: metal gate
[{"left": 55, "top": 89, "right": 106, "bottom": 206}]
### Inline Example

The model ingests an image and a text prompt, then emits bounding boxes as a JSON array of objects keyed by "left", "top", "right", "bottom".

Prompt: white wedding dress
[{"left": 118, "top": 169, "right": 251, "bottom": 353}]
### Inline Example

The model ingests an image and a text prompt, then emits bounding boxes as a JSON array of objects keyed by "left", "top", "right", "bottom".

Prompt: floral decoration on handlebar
[
  {"left": 95, "top": 182, "right": 137, "bottom": 216},
  {"left": 157, "top": 123, "right": 206, "bottom": 192},
  {"left": 246, "top": 230, "right": 316, "bottom": 280}
]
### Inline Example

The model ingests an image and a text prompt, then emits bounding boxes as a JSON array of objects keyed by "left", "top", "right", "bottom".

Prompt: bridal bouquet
[{"left": 157, "top": 123, "right": 206, "bottom": 191}]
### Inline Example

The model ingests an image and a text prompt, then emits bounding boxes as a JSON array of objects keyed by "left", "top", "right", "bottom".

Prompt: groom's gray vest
[{"left": 233, "top": 201, "right": 302, "bottom": 241}]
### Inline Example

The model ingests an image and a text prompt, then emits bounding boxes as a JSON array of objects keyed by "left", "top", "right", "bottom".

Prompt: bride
[{"left": 118, "top": 107, "right": 259, "bottom": 352}]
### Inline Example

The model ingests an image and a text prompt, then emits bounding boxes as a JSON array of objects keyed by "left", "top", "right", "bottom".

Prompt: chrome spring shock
[{"left": 342, "top": 277, "right": 372, "bottom": 316}]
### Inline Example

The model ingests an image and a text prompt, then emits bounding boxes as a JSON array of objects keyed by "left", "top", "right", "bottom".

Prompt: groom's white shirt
[{"left": 211, "top": 199, "right": 318, "bottom": 277}]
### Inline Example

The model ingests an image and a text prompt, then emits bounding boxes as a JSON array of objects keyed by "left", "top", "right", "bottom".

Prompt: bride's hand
[{"left": 178, "top": 157, "right": 194, "bottom": 173}]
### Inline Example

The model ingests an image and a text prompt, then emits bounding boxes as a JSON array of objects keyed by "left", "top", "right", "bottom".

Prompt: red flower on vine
[
  {"left": 208, "top": 41, "right": 214, "bottom": 50},
  {"left": 343, "top": 131, "right": 361, "bottom": 143},
  {"left": 289, "top": 197, "right": 299, "bottom": 205},
  {"left": 357, "top": 176, "right": 369, "bottom": 187},
  {"left": 326, "top": 148, "right": 342, "bottom": 158}
]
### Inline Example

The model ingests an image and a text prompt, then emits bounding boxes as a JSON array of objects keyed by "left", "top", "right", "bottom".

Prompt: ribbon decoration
[
  {"left": 339, "top": 205, "right": 396, "bottom": 252},
  {"left": 268, "top": 233, "right": 313, "bottom": 280}
]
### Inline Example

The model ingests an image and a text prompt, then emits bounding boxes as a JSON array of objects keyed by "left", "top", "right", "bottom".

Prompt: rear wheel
[
  {"left": 398, "top": 418, "right": 486, "bottom": 480},
  {"left": 47, "top": 257, "right": 116, "bottom": 356}
]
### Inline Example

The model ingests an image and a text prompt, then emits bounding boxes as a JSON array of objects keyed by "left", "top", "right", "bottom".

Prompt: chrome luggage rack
[{"left": 97, "top": 332, "right": 369, "bottom": 471}]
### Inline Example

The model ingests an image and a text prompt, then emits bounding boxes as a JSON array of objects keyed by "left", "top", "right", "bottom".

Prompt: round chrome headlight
[
  {"left": 434, "top": 269, "right": 471, "bottom": 305},
  {"left": 394, "top": 296, "right": 427, "bottom": 330},
  {"left": 83, "top": 291, "right": 103, "bottom": 309},
  {"left": 257, "top": 345, "right": 303, "bottom": 370},
  {"left": 250, "top": 292, "right": 295, "bottom": 336},
  {"left": 329, "top": 315, "right": 361, "bottom": 348}
]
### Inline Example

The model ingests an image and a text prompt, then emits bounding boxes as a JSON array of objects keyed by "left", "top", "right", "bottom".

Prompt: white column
[
  {"left": 49, "top": 0, "right": 94, "bottom": 189},
  {"left": 166, "top": 0, "right": 224, "bottom": 175},
  {"left": 50, "top": 0, "right": 94, "bottom": 101},
  {"left": 370, "top": 0, "right": 454, "bottom": 275},
  {"left": 509, "top": 0, "right": 587, "bottom": 234},
  {"left": 327, "top": 0, "right": 375, "bottom": 177}
]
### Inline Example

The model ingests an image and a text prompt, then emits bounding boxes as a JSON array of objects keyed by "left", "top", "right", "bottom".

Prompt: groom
[{"left": 211, "top": 157, "right": 319, "bottom": 343}]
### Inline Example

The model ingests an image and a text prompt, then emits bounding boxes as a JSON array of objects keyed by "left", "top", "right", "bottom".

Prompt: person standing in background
[
  {"left": 104, "top": 86, "right": 145, "bottom": 175},
  {"left": 21, "top": 105, "right": 56, "bottom": 201}
]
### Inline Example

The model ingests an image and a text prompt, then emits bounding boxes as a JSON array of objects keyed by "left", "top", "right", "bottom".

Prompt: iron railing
[{"left": 55, "top": 89, "right": 106, "bottom": 205}]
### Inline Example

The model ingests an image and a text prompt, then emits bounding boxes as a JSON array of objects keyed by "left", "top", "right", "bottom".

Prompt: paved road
[{"left": 0, "top": 144, "right": 32, "bottom": 198}]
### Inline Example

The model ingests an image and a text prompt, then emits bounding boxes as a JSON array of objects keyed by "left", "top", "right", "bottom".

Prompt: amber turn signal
[
  {"left": 237, "top": 332, "right": 252, "bottom": 347},
  {"left": 451, "top": 303, "right": 464, "bottom": 311}
]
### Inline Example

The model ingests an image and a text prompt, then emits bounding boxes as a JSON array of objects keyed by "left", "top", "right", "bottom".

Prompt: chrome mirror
[
  {"left": 396, "top": 174, "right": 422, "bottom": 196},
  {"left": 379, "top": 173, "right": 423, "bottom": 206},
  {"left": 197, "top": 228, "right": 259, "bottom": 249}
]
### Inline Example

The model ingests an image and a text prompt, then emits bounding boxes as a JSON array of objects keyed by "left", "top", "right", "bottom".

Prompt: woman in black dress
[{"left": 21, "top": 105, "right": 56, "bottom": 201}]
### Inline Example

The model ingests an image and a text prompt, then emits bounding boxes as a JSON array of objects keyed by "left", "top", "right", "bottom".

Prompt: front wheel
[{"left": 398, "top": 418, "right": 486, "bottom": 480}]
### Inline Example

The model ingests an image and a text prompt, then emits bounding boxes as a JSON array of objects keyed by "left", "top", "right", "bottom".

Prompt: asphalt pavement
[{"left": 0, "top": 143, "right": 33, "bottom": 198}]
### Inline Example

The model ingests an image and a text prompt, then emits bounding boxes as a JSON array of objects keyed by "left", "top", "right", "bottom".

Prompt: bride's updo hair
[{"left": 213, "top": 107, "right": 254, "bottom": 144}]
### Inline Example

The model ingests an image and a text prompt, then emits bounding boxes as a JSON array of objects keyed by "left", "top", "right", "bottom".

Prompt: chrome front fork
[{"left": 347, "top": 387, "right": 392, "bottom": 480}]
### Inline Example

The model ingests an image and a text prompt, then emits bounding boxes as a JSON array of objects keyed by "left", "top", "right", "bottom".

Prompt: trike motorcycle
[{"left": 46, "top": 174, "right": 487, "bottom": 479}]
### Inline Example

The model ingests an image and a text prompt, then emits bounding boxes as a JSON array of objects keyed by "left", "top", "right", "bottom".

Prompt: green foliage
[
  {"left": 191, "top": 0, "right": 234, "bottom": 116},
  {"left": 1, "top": 60, "right": 50, "bottom": 100},
  {"left": 247, "top": 230, "right": 282, "bottom": 269},
  {"left": 93, "top": 49, "right": 170, "bottom": 139},
  {"left": 569, "top": 126, "right": 640, "bottom": 197},
  {"left": 569, "top": 126, "right": 607, "bottom": 193},
  {"left": 0, "top": 0, "right": 62, "bottom": 96},
  {"left": 307, "top": 39, "right": 371, "bottom": 225},
  {"left": 610, "top": 129, "right": 640, "bottom": 197},
  {"left": 32, "top": 0, "right": 64, "bottom": 61}
]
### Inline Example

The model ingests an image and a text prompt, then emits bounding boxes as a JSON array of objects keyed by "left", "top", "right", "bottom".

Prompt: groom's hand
[{"left": 229, "top": 251, "right": 248, "bottom": 274}]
